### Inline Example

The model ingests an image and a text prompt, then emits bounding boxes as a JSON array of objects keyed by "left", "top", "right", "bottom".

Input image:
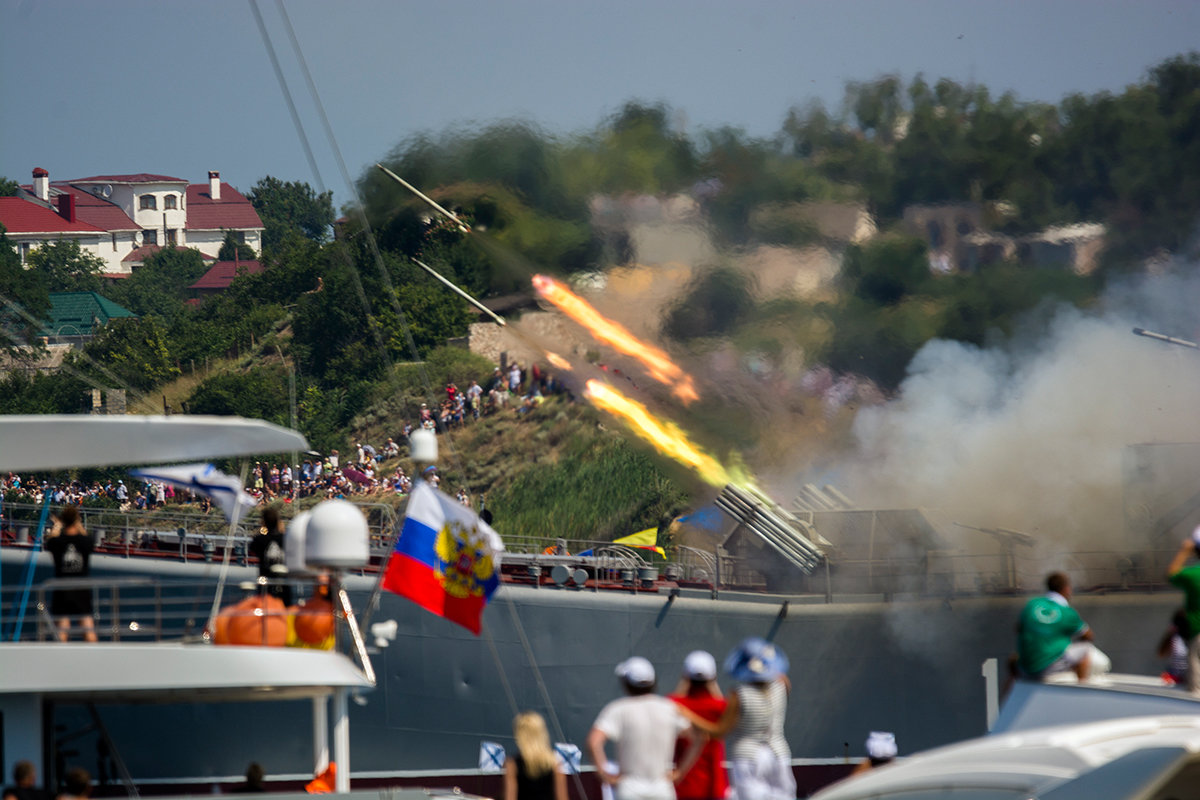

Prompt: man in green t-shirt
[
  {"left": 1017, "top": 572, "right": 1095, "bottom": 680},
  {"left": 1166, "top": 529, "right": 1200, "bottom": 696}
]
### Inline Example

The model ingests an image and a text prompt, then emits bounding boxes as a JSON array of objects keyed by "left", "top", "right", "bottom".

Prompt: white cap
[
  {"left": 866, "top": 731, "right": 897, "bottom": 760},
  {"left": 683, "top": 650, "right": 717, "bottom": 681},
  {"left": 615, "top": 656, "right": 655, "bottom": 687}
]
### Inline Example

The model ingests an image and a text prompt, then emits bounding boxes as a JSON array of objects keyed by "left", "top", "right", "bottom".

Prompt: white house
[{"left": 1, "top": 168, "right": 264, "bottom": 276}]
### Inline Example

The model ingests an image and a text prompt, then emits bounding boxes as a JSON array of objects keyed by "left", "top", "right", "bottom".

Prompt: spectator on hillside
[{"left": 467, "top": 380, "right": 483, "bottom": 419}]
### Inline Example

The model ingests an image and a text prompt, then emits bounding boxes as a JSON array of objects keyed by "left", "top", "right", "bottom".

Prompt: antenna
[{"left": 102, "top": 184, "right": 113, "bottom": 198}]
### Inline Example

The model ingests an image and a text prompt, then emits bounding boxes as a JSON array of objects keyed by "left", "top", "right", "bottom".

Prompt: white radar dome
[
  {"left": 305, "top": 499, "right": 370, "bottom": 568},
  {"left": 285, "top": 510, "right": 312, "bottom": 574},
  {"left": 409, "top": 428, "right": 438, "bottom": 462}
]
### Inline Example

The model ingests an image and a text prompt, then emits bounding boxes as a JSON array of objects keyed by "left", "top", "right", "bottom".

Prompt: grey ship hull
[{"left": 2, "top": 550, "right": 1181, "bottom": 788}]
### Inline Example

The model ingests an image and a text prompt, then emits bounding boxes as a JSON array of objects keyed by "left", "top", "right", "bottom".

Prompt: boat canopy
[
  {"left": 0, "top": 415, "right": 309, "bottom": 471},
  {"left": 0, "top": 642, "right": 372, "bottom": 703}
]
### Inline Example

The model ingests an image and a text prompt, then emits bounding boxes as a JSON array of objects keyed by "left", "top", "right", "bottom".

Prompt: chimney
[
  {"left": 55, "top": 193, "right": 77, "bottom": 223},
  {"left": 208, "top": 170, "right": 221, "bottom": 201},
  {"left": 32, "top": 168, "right": 49, "bottom": 202}
]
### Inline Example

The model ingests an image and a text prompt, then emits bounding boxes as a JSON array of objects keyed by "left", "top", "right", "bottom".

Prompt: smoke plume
[{"left": 835, "top": 270, "right": 1200, "bottom": 552}]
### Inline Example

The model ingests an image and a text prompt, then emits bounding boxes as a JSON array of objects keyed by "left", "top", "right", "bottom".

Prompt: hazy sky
[{"left": 2, "top": 0, "right": 1196, "bottom": 208}]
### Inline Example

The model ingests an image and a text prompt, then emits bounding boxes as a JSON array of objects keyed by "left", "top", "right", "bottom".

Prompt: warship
[{"left": 2, "top": 438, "right": 1192, "bottom": 797}]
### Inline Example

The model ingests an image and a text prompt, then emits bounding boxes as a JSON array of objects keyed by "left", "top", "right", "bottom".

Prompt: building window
[
  {"left": 139, "top": 194, "right": 157, "bottom": 210},
  {"left": 144, "top": 230, "right": 158, "bottom": 246},
  {"left": 166, "top": 229, "right": 177, "bottom": 245},
  {"left": 164, "top": 195, "right": 177, "bottom": 210},
  {"left": 234, "top": 231, "right": 246, "bottom": 244},
  {"left": 112, "top": 232, "right": 118, "bottom": 251},
  {"left": 19, "top": 242, "right": 30, "bottom": 264}
]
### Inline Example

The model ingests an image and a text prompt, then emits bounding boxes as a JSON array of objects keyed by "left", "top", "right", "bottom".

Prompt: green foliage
[
  {"left": 386, "top": 345, "right": 496, "bottom": 408},
  {"left": 107, "top": 246, "right": 208, "bottom": 326},
  {"left": 25, "top": 239, "right": 105, "bottom": 293},
  {"left": 0, "top": 370, "right": 89, "bottom": 414},
  {"left": 840, "top": 235, "right": 931, "bottom": 306},
  {"left": 0, "top": 177, "right": 19, "bottom": 197},
  {"left": 0, "top": 225, "right": 50, "bottom": 354},
  {"left": 485, "top": 433, "right": 690, "bottom": 542},
  {"left": 570, "top": 102, "right": 699, "bottom": 195},
  {"left": 663, "top": 265, "right": 756, "bottom": 341},
  {"left": 82, "top": 317, "right": 180, "bottom": 392},
  {"left": 246, "top": 176, "right": 334, "bottom": 253},
  {"left": 298, "top": 382, "right": 352, "bottom": 454},
  {"left": 931, "top": 265, "right": 1097, "bottom": 345},
  {"left": 217, "top": 231, "right": 256, "bottom": 261},
  {"left": 820, "top": 295, "right": 942, "bottom": 389},
  {"left": 291, "top": 260, "right": 386, "bottom": 384},
  {"left": 187, "top": 365, "right": 289, "bottom": 425},
  {"left": 748, "top": 203, "right": 822, "bottom": 246}
]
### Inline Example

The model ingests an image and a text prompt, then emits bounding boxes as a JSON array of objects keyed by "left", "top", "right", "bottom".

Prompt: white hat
[
  {"left": 683, "top": 650, "right": 717, "bottom": 681},
  {"left": 615, "top": 656, "right": 655, "bottom": 687},
  {"left": 866, "top": 731, "right": 897, "bottom": 760}
]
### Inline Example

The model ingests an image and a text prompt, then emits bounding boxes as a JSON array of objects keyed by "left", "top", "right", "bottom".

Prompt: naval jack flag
[{"left": 130, "top": 463, "right": 258, "bottom": 525}]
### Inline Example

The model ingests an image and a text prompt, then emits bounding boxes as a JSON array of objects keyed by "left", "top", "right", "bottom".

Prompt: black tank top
[{"left": 514, "top": 753, "right": 555, "bottom": 800}]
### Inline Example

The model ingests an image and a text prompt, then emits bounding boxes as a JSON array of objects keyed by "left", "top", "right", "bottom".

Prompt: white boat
[
  {"left": 0, "top": 415, "right": 380, "bottom": 798},
  {"left": 810, "top": 674, "right": 1200, "bottom": 799}
]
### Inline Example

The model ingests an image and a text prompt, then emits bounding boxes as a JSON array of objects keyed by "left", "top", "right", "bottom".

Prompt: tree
[
  {"left": 25, "top": 239, "right": 105, "bottom": 293},
  {"left": 247, "top": 177, "right": 335, "bottom": 252},
  {"left": 107, "top": 246, "right": 208, "bottom": 324},
  {"left": 187, "top": 366, "right": 289, "bottom": 425},
  {"left": 0, "top": 177, "right": 19, "bottom": 197},
  {"left": 840, "top": 235, "right": 931, "bottom": 306},
  {"left": 0, "top": 225, "right": 50, "bottom": 356},
  {"left": 217, "top": 231, "right": 256, "bottom": 261},
  {"left": 663, "top": 265, "right": 756, "bottom": 341},
  {"left": 83, "top": 316, "right": 180, "bottom": 392}
]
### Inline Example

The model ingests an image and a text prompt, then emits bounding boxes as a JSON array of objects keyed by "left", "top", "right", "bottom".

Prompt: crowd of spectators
[{"left": 0, "top": 360, "right": 571, "bottom": 524}]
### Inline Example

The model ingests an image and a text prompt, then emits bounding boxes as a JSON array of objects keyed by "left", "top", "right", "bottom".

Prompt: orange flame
[
  {"left": 545, "top": 351, "right": 572, "bottom": 371},
  {"left": 585, "top": 379, "right": 728, "bottom": 486},
  {"left": 532, "top": 274, "right": 699, "bottom": 404}
]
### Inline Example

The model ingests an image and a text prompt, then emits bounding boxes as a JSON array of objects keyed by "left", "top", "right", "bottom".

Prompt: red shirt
[{"left": 669, "top": 689, "right": 729, "bottom": 800}]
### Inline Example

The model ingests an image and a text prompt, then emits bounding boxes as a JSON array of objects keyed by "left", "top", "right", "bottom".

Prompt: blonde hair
[{"left": 512, "top": 711, "right": 556, "bottom": 778}]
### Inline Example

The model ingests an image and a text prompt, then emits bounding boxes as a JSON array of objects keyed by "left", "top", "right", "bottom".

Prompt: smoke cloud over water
[{"left": 833, "top": 271, "right": 1200, "bottom": 552}]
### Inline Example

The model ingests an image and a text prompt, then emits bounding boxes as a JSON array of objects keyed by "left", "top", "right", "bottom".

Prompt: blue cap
[{"left": 724, "top": 637, "right": 789, "bottom": 683}]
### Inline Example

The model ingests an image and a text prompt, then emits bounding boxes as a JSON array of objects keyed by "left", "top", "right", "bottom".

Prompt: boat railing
[
  {"left": 1, "top": 500, "right": 397, "bottom": 565},
  {"left": 0, "top": 575, "right": 333, "bottom": 644},
  {"left": 737, "top": 545, "right": 1183, "bottom": 598}
]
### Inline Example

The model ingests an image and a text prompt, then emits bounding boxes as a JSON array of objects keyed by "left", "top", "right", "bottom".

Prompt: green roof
[{"left": 38, "top": 292, "right": 137, "bottom": 338}]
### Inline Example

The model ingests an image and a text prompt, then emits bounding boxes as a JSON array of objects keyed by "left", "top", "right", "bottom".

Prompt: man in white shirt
[{"left": 588, "top": 657, "right": 697, "bottom": 800}]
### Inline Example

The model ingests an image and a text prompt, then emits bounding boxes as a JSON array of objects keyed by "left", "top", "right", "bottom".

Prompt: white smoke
[{"left": 836, "top": 270, "right": 1200, "bottom": 552}]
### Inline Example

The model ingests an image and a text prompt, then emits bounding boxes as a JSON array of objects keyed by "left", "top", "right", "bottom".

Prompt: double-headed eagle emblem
[{"left": 434, "top": 519, "right": 496, "bottom": 598}]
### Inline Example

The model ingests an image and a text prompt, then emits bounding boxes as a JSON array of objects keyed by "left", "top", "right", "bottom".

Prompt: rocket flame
[
  {"left": 545, "top": 351, "right": 572, "bottom": 371},
  {"left": 532, "top": 274, "right": 699, "bottom": 404},
  {"left": 585, "top": 379, "right": 728, "bottom": 487}
]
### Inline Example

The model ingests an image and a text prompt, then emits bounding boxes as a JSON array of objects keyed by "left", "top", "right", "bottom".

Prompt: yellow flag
[{"left": 613, "top": 528, "right": 665, "bottom": 556}]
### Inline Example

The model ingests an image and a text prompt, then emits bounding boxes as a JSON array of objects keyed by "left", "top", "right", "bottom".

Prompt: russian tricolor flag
[{"left": 382, "top": 481, "right": 504, "bottom": 634}]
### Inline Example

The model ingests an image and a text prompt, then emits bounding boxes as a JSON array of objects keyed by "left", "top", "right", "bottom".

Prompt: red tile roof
[
  {"left": 0, "top": 197, "right": 106, "bottom": 235},
  {"left": 72, "top": 174, "right": 187, "bottom": 184},
  {"left": 123, "top": 245, "right": 219, "bottom": 264},
  {"left": 122, "top": 244, "right": 164, "bottom": 263},
  {"left": 189, "top": 259, "right": 265, "bottom": 290},
  {"left": 185, "top": 183, "right": 264, "bottom": 231},
  {"left": 52, "top": 184, "right": 140, "bottom": 231}
]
